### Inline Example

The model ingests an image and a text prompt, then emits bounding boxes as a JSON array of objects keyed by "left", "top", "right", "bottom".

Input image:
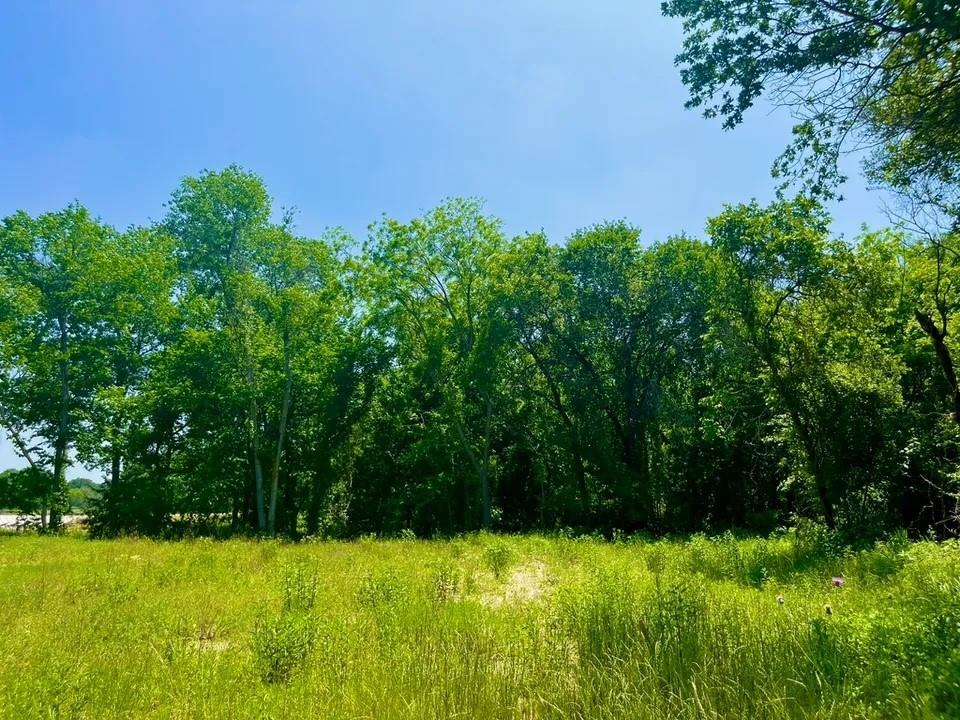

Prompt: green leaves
[
  {"left": 166, "top": 165, "right": 272, "bottom": 291},
  {"left": 0, "top": 205, "right": 119, "bottom": 517},
  {"left": 2, "top": 167, "right": 957, "bottom": 538},
  {"left": 706, "top": 197, "right": 916, "bottom": 529},
  {"left": 362, "top": 199, "right": 509, "bottom": 529},
  {"left": 663, "top": 1, "right": 960, "bottom": 209}
]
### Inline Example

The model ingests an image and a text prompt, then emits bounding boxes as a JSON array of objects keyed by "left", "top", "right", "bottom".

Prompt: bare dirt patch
[{"left": 481, "top": 561, "right": 549, "bottom": 607}]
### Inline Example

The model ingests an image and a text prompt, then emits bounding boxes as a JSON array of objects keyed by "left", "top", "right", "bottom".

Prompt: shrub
[
  {"left": 484, "top": 541, "right": 514, "bottom": 580},
  {"left": 792, "top": 519, "right": 838, "bottom": 568},
  {"left": 282, "top": 563, "right": 319, "bottom": 612},
  {"left": 356, "top": 568, "right": 406, "bottom": 609},
  {"left": 251, "top": 611, "right": 316, "bottom": 684}
]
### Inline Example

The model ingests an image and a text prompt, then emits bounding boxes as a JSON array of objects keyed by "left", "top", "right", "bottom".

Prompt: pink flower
[{"left": 831, "top": 577, "right": 845, "bottom": 588}]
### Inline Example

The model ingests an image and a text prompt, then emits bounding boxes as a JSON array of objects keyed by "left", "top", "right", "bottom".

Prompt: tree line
[
  {"left": 2, "top": 0, "right": 959, "bottom": 538},
  {"left": 0, "top": 171, "right": 957, "bottom": 538}
]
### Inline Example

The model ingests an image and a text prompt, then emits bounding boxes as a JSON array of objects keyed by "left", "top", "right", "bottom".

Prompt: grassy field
[{"left": 0, "top": 531, "right": 958, "bottom": 719}]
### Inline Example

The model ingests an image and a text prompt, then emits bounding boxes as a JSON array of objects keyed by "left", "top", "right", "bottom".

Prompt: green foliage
[
  {"left": 556, "top": 567, "right": 644, "bottom": 661},
  {"left": 356, "top": 568, "right": 407, "bottom": 610},
  {"left": 484, "top": 540, "right": 514, "bottom": 579},
  {"left": 281, "top": 562, "right": 319, "bottom": 613},
  {"left": 1, "top": 170, "right": 959, "bottom": 539},
  {"left": 65, "top": 478, "right": 100, "bottom": 512},
  {"left": 431, "top": 561, "right": 462, "bottom": 603},
  {"left": 662, "top": 0, "right": 960, "bottom": 215},
  {"left": 251, "top": 560, "right": 323, "bottom": 684},
  {"left": 251, "top": 611, "right": 316, "bottom": 684},
  {"left": 0, "top": 468, "right": 66, "bottom": 519},
  {"left": 0, "top": 205, "right": 119, "bottom": 528}
]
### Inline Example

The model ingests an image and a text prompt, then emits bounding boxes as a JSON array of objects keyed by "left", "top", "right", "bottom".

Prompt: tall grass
[{"left": 0, "top": 530, "right": 957, "bottom": 718}]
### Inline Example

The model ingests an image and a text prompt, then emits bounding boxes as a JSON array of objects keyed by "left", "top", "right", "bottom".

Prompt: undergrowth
[{"left": 0, "top": 530, "right": 957, "bottom": 718}]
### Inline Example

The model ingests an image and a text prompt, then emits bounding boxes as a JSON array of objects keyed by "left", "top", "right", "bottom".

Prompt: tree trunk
[
  {"left": 268, "top": 330, "right": 293, "bottom": 535},
  {"left": 453, "top": 414, "right": 492, "bottom": 530},
  {"left": 253, "top": 454, "right": 265, "bottom": 531},
  {"left": 50, "top": 315, "right": 70, "bottom": 531},
  {"left": 245, "top": 357, "right": 266, "bottom": 532},
  {"left": 817, "top": 483, "right": 837, "bottom": 529},
  {"left": 479, "top": 465, "right": 492, "bottom": 530},
  {"left": 788, "top": 407, "right": 836, "bottom": 530},
  {"left": 225, "top": 262, "right": 265, "bottom": 532},
  {"left": 281, "top": 464, "right": 298, "bottom": 535},
  {"left": 111, "top": 446, "right": 121, "bottom": 486},
  {"left": 306, "top": 449, "right": 330, "bottom": 536},
  {"left": 762, "top": 342, "right": 837, "bottom": 530},
  {"left": 915, "top": 311, "right": 960, "bottom": 425},
  {"left": 572, "top": 442, "right": 591, "bottom": 522}
]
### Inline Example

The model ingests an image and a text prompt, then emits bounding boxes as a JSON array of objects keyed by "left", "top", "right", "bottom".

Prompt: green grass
[{"left": 0, "top": 531, "right": 958, "bottom": 719}]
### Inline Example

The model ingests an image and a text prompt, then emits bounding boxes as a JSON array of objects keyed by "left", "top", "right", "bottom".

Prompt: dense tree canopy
[
  {"left": 1, "top": 167, "right": 957, "bottom": 538},
  {"left": 656, "top": 0, "right": 960, "bottom": 540}
]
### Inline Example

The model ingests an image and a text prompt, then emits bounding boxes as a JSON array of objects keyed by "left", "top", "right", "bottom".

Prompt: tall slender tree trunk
[
  {"left": 452, "top": 407, "right": 492, "bottom": 530},
  {"left": 50, "top": 315, "right": 70, "bottom": 531},
  {"left": 268, "top": 329, "right": 293, "bottom": 535},
  {"left": 281, "top": 464, "right": 298, "bottom": 535},
  {"left": 224, "top": 251, "right": 267, "bottom": 532},
  {"left": 110, "top": 363, "right": 130, "bottom": 488},
  {"left": 245, "top": 355, "right": 266, "bottom": 532},
  {"left": 111, "top": 446, "right": 121, "bottom": 486},
  {"left": 572, "top": 441, "right": 591, "bottom": 522},
  {"left": 759, "top": 339, "right": 837, "bottom": 530}
]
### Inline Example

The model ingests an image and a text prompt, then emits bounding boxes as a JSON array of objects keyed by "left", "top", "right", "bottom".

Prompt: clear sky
[{"left": 0, "top": 1, "right": 888, "bottom": 477}]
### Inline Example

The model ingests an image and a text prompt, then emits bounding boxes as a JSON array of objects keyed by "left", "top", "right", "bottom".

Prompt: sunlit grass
[{"left": 0, "top": 531, "right": 958, "bottom": 718}]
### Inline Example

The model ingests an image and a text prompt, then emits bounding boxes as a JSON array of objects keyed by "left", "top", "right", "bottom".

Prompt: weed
[
  {"left": 485, "top": 541, "right": 514, "bottom": 579},
  {"left": 0, "top": 533, "right": 957, "bottom": 718},
  {"left": 251, "top": 611, "right": 315, "bottom": 683}
]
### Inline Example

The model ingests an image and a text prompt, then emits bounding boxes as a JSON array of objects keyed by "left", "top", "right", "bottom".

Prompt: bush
[
  {"left": 356, "top": 568, "right": 406, "bottom": 609},
  {"left": 87, "top": 470, "right": 171, "bottom": 538},
  {"left": 282, "top": 563, "right": 319, "bottom": 612},
  {"left": 484, "top": 541, "right": 514, "bottom": 580},
  {"left": 251, "top": 611, "right": 316, "bottom": 684},
  {"left": 791, "top": 519, "right": 838, "bottom": 567}
]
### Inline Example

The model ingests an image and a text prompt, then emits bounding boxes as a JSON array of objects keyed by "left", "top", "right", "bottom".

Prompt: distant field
[{"left": 0, "top": 533, "right": 958, "bottom": 719}]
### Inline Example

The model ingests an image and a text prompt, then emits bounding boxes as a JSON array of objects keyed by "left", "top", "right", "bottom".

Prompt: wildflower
[
  {"left": 824, "top": 604, "right": 832, "bottom": 616},
  {"left": 831, "top": 577, "right": 845, "bottom": 588},
  {"left": 776, "top": 594, "right": 784, "bottom": 605}
]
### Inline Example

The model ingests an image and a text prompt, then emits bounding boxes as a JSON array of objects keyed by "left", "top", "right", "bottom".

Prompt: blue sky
[{"left": 0, "top": 1, "right": 888, "bottom": 476}]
